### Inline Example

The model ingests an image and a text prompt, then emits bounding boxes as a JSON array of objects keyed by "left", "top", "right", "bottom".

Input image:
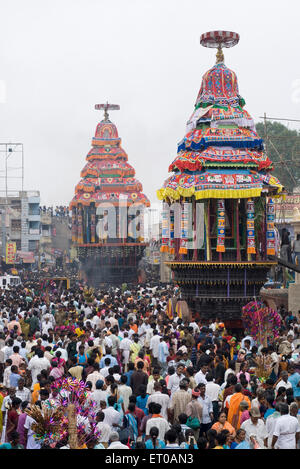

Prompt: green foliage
[{"left": 256, "top": 121, "right": 300, "bottom": 192}]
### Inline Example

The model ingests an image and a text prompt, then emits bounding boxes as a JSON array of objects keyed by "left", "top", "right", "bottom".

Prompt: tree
[{"left": 256, "top": 121, "right": 300, "bottom": 192}]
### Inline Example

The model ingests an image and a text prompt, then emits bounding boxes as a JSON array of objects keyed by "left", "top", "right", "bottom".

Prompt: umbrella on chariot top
[
  {"left": 200, "top": 30, "right": 240, "bottom": 63},
  {"left": 95, "top": 102, "right": 120, "bottom": 121}
]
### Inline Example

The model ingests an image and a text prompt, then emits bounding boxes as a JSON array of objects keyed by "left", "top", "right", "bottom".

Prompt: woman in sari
[
  {"left": 125, "top": 403, "right": 138, "bottom": 442},
  {"left": 0, "top": 385, "right": 5, "bottom": 435},
  {"left": 211, "top": 411, "right": 236, "bottom": 437},
  {"left": 6, "top": 398, "right": 22, "bottom": 442},
  {"left": 230, "top": 428, "right": 250, "bottom": 449},
  {"left": 19, "top": 314, "right": 30, "bottom": 340},
  {"left": 110, "top": 383, "right": 125, "bottom": 416}
]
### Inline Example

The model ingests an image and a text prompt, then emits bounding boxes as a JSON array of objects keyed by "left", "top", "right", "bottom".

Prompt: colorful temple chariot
[
  {"left": 70, "top": 103, "right": 150, "bottom": 285},
  {"left": 157, "top": 31, "right": 284, "bottom": 329}
]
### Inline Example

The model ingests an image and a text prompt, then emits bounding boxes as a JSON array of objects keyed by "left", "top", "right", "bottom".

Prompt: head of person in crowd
[{"left": 248, "top": 406, "right": 261, "bottom": 424}]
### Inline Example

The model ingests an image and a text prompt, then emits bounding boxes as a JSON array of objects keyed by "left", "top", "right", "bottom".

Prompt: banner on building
[
  {"left": 6, "top": 242, "right": 16, "bottom": 264},
  {"left": 16, "top": 251, "right": 35, "bottom": 263}
]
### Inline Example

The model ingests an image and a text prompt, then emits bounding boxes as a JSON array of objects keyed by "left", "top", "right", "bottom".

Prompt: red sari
[{"left": 6, "top": 409, "right": 19, "bottom": 441}]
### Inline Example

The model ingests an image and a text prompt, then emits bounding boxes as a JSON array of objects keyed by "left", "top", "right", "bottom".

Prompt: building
[
  {"left": 39, "top": 209, "right": 72, "bottom": 268},
  {"left": 0, "top": 191, "right": 41, "bottom": 266}
]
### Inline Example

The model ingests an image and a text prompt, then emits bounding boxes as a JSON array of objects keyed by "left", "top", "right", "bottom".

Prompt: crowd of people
[
  {"left": 40, "top": 206, "right": 71, "bottom": 221},
  {"left": 0, "top": 279, "right": 299, "bottom": 450}
]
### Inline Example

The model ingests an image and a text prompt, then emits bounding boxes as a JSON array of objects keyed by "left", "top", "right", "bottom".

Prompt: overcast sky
[{"left": 0, "top": 0, "right": 299, "bottom": 207}]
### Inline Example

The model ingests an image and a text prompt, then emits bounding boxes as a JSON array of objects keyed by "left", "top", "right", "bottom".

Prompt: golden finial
[{"left": 216, "top": 45, "right": 224, "bottom": 64}]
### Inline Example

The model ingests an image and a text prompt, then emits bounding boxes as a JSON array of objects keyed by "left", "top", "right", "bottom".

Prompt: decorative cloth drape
[
  {"left": 216, "top": 199, "right": 226, "bottom": 252},
  {"left": 90, "top": 205, "right": 96, "bottom": 243},
  {"left": 160, "top": 203, "right": 170, "bottom": 253},
  {"left": 179, "top": 201, "right": 189, "bottom": 255},
  {"left": 77, "top": 205, "right": 83, "bottom": 244},
  {"left": 71, "top": 207, "right": 77, "bottom": 242},
  {"left": 138, "top": 207, "right": 144, "bottom": 242},
  {"left": 246, "top": 198, "right": 256, "bottom": 254},
  {"left": 266, "top": 198, "right": 275, "bottom": 255},
  {"left": 169, "top": 210, "right": 175, "bottom": 254}
]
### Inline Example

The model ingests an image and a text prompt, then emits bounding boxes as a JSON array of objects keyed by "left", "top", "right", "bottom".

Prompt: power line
[{"left": 259, "top": 116, "right": 300, "bottom": 123}]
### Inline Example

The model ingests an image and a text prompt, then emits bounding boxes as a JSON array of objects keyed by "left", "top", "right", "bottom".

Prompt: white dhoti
[{"left": 122, "top": 350, "right": 130, "bottom": 365}]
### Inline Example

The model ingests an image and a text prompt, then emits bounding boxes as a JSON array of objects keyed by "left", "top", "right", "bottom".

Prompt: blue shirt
[
  {"left": 75, "top": 352, "right": 89, "bottom": 366},
  {"left": 10, "top": 373, "right": 21, "bottom": 387},
  {"left": 145, "top": 439, "right": 165, "bottom": 449},
  {"left": 99, "top": 355, "right": 118, "bottom": 368},
  {"left": 136, "top": 395, "right": 149, "bottom": 415},
  {"left": 264, "top": 408, "right": 276, "bottom": 419},
  {"left": 288, "top": 372, "right": 300, "bottom": 398},
  {"left": 124, "top": 370, "right": 134, "bottom": 386},
  {"left": 118, "top": 317, "right": 125, "bottom": 328}
]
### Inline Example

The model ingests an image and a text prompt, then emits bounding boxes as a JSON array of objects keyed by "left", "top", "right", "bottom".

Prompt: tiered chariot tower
[
  {"left": 157, "top": 32, "right": 283, "bottom": 329},
  {"left": 70, "top": 103, "right": 150, "bottom": 285}
]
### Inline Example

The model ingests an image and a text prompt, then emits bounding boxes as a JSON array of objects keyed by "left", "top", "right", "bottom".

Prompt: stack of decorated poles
[
  {"left": 69, "top": 105, "right": 150, "bottom": 284},
  {"left": 242, "top": 300, "right": 282, "bottom": 380},
  {"left": 157, "top": 31, "right": 283, "bottom": 329},
  {"left": 25, "top": 378, "right": 101, "bottom": 449}
]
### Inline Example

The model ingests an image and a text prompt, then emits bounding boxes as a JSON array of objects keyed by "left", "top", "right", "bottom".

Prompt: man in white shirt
[
  {"left": 41, "top": 315, "right": 53, "bottom": 335},
  {"left": 240, "top": 407, "right": 268, "bottom": 449},
  {"left": 86, "top": 363, "right": 106, "bottom": 391},
  {"left": 167, "top": 363, "right": 185, "bottom": 395},
  {"left": 158, "top": 336, "right": 169, "bottom": 377},
  {"left": 241, "top": 335, "right": 255, "bottom": 349},
  {"left": 137, "top": 320, "right": 148, "bottom": 347},
  {"left": 25, "top": 337, "right": 37, "bottom": 353},
  {"left": 89, "top": 380, "right": 109, "bottom": 410},
  {"left": 189, "top": 321, "right": 200, "bottom": 335},
  {"left": 145, "top": 325, "right": 153, "bottom": 349},
  {"left": 84, "top": 305, "right": 92, "bottom": 318},
  {"left": 107, "top": 431, "right": 129, "bottom": 449},
  {"left": 119, "top": 332, "right": 132, "bottom": 370},
  {"left": 146, "top": 382, "right": 170, "bottom": 420},
  {"left": 265, "top": 406, "right": 282, "bottom": 448},
  {"left": 118, "top": 375, "right": 132, "bottom": 411},
  {"left": 24, "top": 414, "right": 41, "bottom": 449},
  {"left": 100, "top": 357, "right": 112, "bottom": 379},
  {"left": 95, "top": 411, "right": 111, "bottom": 443},
  {"left": 150, "top": 330, "right": 160, "bottom": 367},
  {"left": 2, "top": 339, "right": 14, "bottom": 362},
  {"left": 103, "top": 396, "right": 122, "bottom": 428},
  {"left": 195, "top": 365, "right": 208, "bottom": 386},
  {"left": 272, "top": 403, "right": 300, "bottom": 449},
  {"left": 27, "top": 350, "right": 50, "bottom": 387},
  {"left": 198, "top": 383, "right": 214, "bottom": 436},
  {"left": 205, "top": 373, "right": 221, "bottom": 421},
  {"left": 54, "top": 343, "right": 68, "bottom": 362},
  {"left": 146, "top": 402, "right": 170, "bottom": 440},
  {"left": 3, "top": 360, "right": 12, "bottom": 388},
  {"left": 224, "top": 361, "right": 236, "bottom": 385},
  {"left": 109, "top": 328, "right": 120, "bottom": 358},
  {"left": 275, "top": 371, "right": 292, "bottom": 395},
  {"left": 15, "top": 378, "right": 31, "bottom": 403},
  {"left": 91, "top": 314, "right": 100, "bottom": 329}
]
